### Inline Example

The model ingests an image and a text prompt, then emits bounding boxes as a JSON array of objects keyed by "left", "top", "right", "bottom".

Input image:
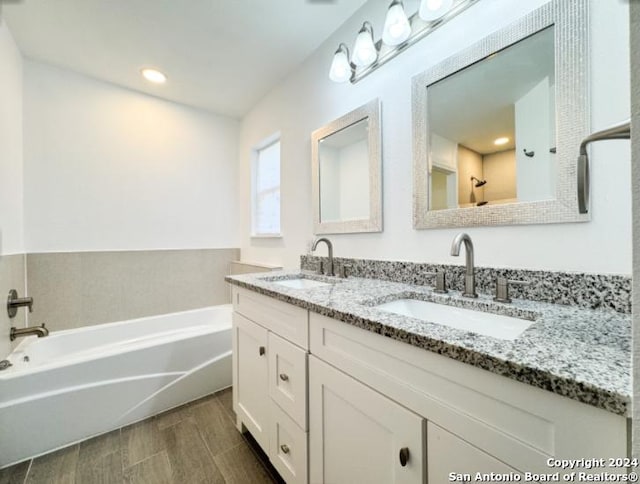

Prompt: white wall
[
  {"left": 515, "top": 77, "right": 553, "bottom": 201},
  {"left": 0, "top": 17, "right": 24, "bottom": 256},
  {"left": 24, "top": 60, "right": 241, "bottom": 253},
  {"left": 238, "top": 0, "right": 631, "bottom": 275}
]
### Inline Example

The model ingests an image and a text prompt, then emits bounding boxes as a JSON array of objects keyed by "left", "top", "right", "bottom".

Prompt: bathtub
[{"left": 0, "top": 305, "right": 232, "bottom": 468}]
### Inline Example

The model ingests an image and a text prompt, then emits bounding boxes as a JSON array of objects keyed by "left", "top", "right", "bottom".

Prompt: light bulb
[
  {"left": 352, "top": 22, "right": 377, "bottom": 67},
  {"left": 419, "top": 0, "right": 454, "bottom": 21},
  {"left": 329, "top": 45, "right": 352, "bottom": 83},
  {"left": 141, "top": 68, "right": 167, "bottom": 84},
  {"left": 494, "top": 137, "right": 509, "bottom": 146},
  {"left": 382, "top": 1, "right": 411, "bottom": 46}
]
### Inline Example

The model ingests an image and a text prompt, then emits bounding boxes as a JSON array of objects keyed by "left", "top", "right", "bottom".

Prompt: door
[
  {"left": 233, "top": 312, "right": 269, "bottom": 452},
  {"left": 427, "top": 422, "right": 520, "bottom": 483},
  {"left": 309, "top": 356, "right": 425, "bottom": 484}
]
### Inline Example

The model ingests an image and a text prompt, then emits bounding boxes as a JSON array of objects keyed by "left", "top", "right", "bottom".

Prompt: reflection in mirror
[
  {"left": 319, "top": 119, "right": 370, "bottom": 223},
  {"left": 312, "top": 99, "right": 382, "bottom": 234},
  {"left": 427, "top": 26, "right": 555, "bottom": 210}
]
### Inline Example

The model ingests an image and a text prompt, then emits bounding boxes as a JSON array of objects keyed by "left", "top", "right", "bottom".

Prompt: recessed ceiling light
[
  {"left": 141, "top": 68, "right": 167, "bottom": 84},
  {"left": 494, "top": 137, "right": 509, "bottom": 146}
]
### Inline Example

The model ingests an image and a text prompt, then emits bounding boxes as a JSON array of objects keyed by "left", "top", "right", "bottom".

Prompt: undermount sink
[
  {"left": 261, "top": 273, "right": 337, "bottom": 290},
  {"left": 273, "top": 278, "right": 332, "bottom": 289},
  {"left": 375, "top": 299, "right": 534, "bottom": 341}
]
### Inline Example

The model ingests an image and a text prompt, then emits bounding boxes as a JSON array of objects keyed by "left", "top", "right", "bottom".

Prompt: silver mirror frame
[
  {"left": 412, "top": 0, "right": 590, "bottom": 229},
  {"left": 312, "top": 99, "right": 382, "bottom": 234}
]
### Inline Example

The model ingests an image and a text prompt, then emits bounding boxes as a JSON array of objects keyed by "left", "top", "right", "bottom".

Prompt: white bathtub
[{"left": 0, "top": 305, "right": 232, "bottom": 468}]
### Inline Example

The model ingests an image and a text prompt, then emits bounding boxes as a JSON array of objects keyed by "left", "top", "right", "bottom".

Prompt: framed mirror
[
  {"left": 412, "top": 0, "right": 590, "bottom": 229},
  {"left": 312, "top": 99, "right": 382, "bottom": 234}
]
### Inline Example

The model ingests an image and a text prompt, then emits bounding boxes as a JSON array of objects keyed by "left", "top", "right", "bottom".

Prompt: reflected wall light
[{"left": 329, "top": 0, "right": 478, "bottom": 84}]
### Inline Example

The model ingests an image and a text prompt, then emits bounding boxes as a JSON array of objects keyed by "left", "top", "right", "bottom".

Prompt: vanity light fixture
[
  {"left": 382, "top": 0, "right": 412, "bottom": 46},
  {"left": 352, "top": 22, "right": 378, "bottom": 67},
  {"left": 329, "top": 44, "right": 353, "bottom": 83},
  {"left": 329, "top": 0, "right": 478, "bottom": 84},
  {"left": 419, "top": 0, "right": 454, "bottom": 21},
  {"left": 141, "top": 68, "right": 167, "bottom": 84},
  {"left": 494, "top": 137, "right": 509, "bottom": 146}
]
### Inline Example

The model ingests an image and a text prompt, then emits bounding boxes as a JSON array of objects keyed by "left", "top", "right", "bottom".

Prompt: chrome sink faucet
[
  {"left": 311, "top": 237, "right": 334, "bottom": 277},
  {"left": 450, "top": 233, "right": 478, "bottom": 298}
]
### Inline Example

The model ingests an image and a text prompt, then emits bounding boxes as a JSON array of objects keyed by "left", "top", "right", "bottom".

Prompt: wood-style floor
[{"left": 0, "top": 388, "right": 283, "bottom": 484}]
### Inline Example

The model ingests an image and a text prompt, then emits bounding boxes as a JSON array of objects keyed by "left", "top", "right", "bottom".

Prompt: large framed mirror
[
  {"left": 312, "top": 99, "right": 382, "bottom": 234},
  {"left": 412, "top": 0, "right": 590, "bottom": 229}
]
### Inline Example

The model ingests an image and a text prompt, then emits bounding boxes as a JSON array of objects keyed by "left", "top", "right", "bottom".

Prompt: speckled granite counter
[{"left": 225, "top": 270, "right": 631, "bottom": 417}]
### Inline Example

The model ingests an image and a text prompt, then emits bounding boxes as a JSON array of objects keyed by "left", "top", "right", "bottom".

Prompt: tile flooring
[{"left": 0, "top": 388, "right": 284, "bottom": 484}]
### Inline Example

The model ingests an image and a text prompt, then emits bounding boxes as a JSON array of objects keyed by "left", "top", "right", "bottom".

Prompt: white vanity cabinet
[
  {"left": 231, "top": 287, "right": 628, "bottom": 484},
  {"left": 232, "top": 288, "right": 309, "bottom": 484},
  {"left": 309, "top": 356, "right": 425, "bottom": 484}
]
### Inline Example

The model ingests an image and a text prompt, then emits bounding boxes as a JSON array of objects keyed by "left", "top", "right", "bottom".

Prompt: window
[{"left": 252, "top": 136, "right": 281, "bottom": 236}]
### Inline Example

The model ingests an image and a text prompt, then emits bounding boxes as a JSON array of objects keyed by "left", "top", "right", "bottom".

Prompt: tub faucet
[
  {"left": 10, "top": 324, "right": 49, "bottom": 341},
  {"left": 450, "top": 233, "right": 478, "bottom": 298},
  {"left": 311, "top": 237, "right": 334, "bottom": 277}
]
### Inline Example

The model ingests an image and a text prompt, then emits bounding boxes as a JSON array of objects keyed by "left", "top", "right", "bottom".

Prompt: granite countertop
[{"left": 225, "top": 270, "right": 631, "bottom": 417}]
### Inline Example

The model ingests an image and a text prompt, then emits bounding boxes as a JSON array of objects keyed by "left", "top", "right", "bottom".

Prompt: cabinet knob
[
  {"left": 279, "top": 373, "right": 289, "bottom": 382},
  {"left": 399, "top": 447, "right": 410, "bottom": 467},
  {"left": 280, "top": 444, "right": 290, "bottom": 454},
  {"left": 259, "top": 346, "right": 265, "bottom": 356}
]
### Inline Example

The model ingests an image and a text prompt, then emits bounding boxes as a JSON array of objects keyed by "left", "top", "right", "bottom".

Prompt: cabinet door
[
  {"left": 309, "top": 356, "right": 425, "bottom": 484},
  {"left": 428, "top": 422, "right": 520, "bottom": 483},
  {"left": 233, "top": 313, "right": 269, "bottom": 452}
]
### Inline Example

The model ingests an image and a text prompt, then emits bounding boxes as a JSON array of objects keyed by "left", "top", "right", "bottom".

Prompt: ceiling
[{"left": 3, "top": 0, "right": 367, "bottom": 118}]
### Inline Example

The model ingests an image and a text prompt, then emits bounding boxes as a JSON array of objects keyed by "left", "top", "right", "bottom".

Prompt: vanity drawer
[
  {"left": 269, "top": 401, "right": 308, "bottom": 484},
  {"left": 268, "top": 332, "right": 308, "bottom": 430},
  {"left": 233, "top": 287, "right": 309, "bottom": 349}
]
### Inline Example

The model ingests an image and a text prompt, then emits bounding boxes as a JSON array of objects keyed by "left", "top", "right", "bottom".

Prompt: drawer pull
[
  {"left": 280, "top": 444, "right": 290, "bottom": 454},
  {"left": 259, "top": 346, "right": 265, "bottom": 356},
  {"left": 279, "top": 373, "right": 289, "bottom": 382},
  {"left": 399, "top": 447, "right": 410, "bottom": 467}
]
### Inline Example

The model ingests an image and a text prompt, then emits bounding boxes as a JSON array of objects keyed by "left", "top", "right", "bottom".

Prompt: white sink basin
[
  {"left": 273, "top": 278, "right": 332, "bottom": 289},
  {"left": 375, "top": 299, "right": 534, "bottom": 341}
]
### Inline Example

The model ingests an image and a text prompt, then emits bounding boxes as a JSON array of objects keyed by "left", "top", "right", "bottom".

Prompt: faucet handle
[
  {"left": 316, "top": 260, "right": 324, "bottom": 275},
  {"left": 424, "top": 271, "right": 448, "bottom": 294},
  {"left": 494, "top": 277, "right": 530, "bottom": 303},
  {"left": 338, "top": 264, "right": 352, "bottom": 279}
]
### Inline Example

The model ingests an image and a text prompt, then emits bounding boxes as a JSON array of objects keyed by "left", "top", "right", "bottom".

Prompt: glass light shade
[
  {"left": 352, "top": 25, "right": 378, "bottom": 67},
  {"left": 382, "top": 2, "right": 411, "bottom": 46},
  {"left": 329, "top": 49, "right": 352, "bottom": 83},
  {"left": 419, "top": 0, "right": 454, "bottom": 21}
]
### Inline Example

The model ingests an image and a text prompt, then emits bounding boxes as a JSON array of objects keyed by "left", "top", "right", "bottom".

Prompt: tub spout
[{"left": 10, "top": 324, "right": 49, "bottom": 341}]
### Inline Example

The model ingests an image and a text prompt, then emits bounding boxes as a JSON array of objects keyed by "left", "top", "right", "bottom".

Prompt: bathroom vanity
[{"left": 227, "top": 271, "right": 630, "bottom": 484}]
